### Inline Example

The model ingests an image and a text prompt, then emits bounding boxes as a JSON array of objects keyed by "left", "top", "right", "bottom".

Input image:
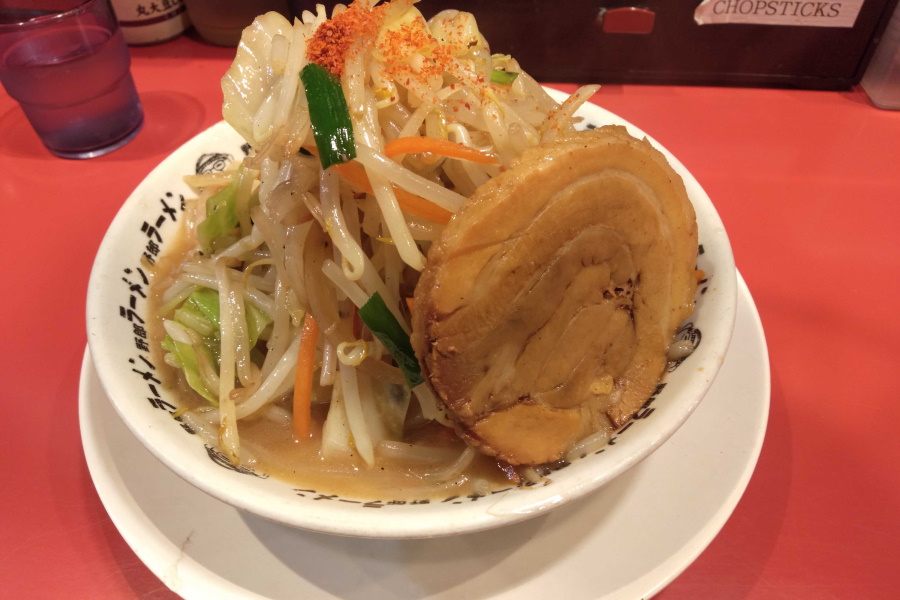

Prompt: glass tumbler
[{"left": 0, "top": 0, "right": 144, "bottom": 158}]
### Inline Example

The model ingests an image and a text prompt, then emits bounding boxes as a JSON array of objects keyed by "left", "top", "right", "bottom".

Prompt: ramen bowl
[{"left": 85, "top": 99, "right": 737, "bottom": 539}]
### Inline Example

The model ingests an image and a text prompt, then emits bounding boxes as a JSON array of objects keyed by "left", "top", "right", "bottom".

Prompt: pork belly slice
[{"left": 411, "top": 126, "right": 698, "bottom": 466}]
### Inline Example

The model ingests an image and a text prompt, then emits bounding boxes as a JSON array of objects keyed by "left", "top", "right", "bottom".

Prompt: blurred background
[{"left": 101, "top": 0, "right": 900, "bottom": 100}]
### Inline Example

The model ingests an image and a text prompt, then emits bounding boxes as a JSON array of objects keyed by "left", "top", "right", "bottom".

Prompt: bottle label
[
  {"left": 110, "top": 0, "right": 189, "bottom": 45},
  {"left": 114, "top": 0, "right": 187, "bottom": 28},
  {"left": 694, "top": 0, "right": 864, "bottom": 28}
]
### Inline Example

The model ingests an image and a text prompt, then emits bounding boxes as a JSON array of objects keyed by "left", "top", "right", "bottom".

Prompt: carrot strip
[
  {"left": 293, "top": 314, "right": 319, "bottom": 438},
  {"left": 384, "top": 137, "right": 499, "bottom": 165},
  {"left": 302, "top": 146, "right": 453, "bottom": 225},
  {"left": 332, "top": 160, "right": 453, "bottom": 225}
]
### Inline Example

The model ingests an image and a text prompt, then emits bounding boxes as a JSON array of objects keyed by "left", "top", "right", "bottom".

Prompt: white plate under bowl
[
  {"left": 80, "top": 274, "right": 767, "bottom": 600},
  {"left": 85, "top": 91, "right": 737, "bottom": 538}
]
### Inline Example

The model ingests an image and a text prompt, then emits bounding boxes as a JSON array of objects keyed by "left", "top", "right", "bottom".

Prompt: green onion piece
[
  {"left": 358, "top": 292, "right": 424, "bottom": 388},
  {"left": 197, "top": 168, "right": 241, "bottom": 255},
  {"left": 490, "top": 69, "right": 519, "bottom": 86},
  {"left": 301, "top": 63, "right": 356, "bottom": 170}
]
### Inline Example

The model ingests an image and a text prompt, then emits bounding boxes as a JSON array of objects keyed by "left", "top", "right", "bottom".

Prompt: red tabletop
[{"left": 1, "top": 36, "right": 898, "bottom": 599}]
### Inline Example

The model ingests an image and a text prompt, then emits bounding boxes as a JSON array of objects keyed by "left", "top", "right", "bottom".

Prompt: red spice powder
[
  {"left": 378, "top": 19, "right": 433, "bottom": 66},
  {"left": 308, "top": 2, "right": 496, "bottom": 102},
  {"left": 376, "top": 15, "right": 458, "bottom": 94},
  {"left": 306, "top": 2, "right": 390, "bottom": 77}
]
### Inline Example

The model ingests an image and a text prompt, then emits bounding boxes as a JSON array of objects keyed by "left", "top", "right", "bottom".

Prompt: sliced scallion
[
  {"left": 490, "top": 69, "right": 519, "bottom": 86},
  {"left": 358, "top": 292, "right": 424, "bottom": 388},
  {"left": 301, "top": 63, "right": 356, "bottom": 170}
]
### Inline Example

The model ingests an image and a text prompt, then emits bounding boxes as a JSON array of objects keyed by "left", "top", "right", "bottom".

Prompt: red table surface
[{"left": 1, "top": 35, "right": 898, "bottom": 599}]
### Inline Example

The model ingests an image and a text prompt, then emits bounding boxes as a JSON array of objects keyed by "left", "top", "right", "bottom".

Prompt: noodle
[
  {"left": 354, "top": 144, "right": 466, "bottom": 212},
  {"left": 339, "top": 362, "right": 374, "bottom": 464},
  {"left": 376, "top": 440, "right": 457, "bottom": 464},
  {"left": 540, "top": 84, "right": 601, "bottom": 143},
  {"left": 319, "top": 338, "right": 338, "bottom": 386},
  {"left": 235, "top": 328, "right": 303, "bottom": 419},
  {"left": 215, "top": 257, "right": 240, "bottom": 462},
  {"left": 366, "top": 167, "right": 425, "bottom": 269},
  {"left": 423, "top": 447, "right": 477, "bottom": 481},
  {"left": 261, "top": 281, "right": 291, "bottom": 379},
  {"left": 179, "top": 272, "right": 275, "bottom": 316},
  {"left": 217, "top": 227, "right": 265, "bottom": 260},
  {"left": 319, "top": 167, "right": 366, "bottom": 280},
  {"left": 336, "top": 339, "right": 369, "bottom": 366},
  {"left": 322, "top": 258, "right": 370, "bottom": 308},
  {"left": 228, "top": 269, "right": 257, "bottom": 389},
  {"left": 564, "top": 429, "right": 613, "bottom": 463}
]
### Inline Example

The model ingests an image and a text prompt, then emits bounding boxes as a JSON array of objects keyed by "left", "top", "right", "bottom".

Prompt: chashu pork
[{"left": 411, "top": 126, "right": 698, "bottom": 466}]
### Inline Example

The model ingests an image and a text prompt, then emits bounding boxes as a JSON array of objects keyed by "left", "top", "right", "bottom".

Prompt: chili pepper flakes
[
  {"left": 376, "top": 15, "right": 456, "bottom": 82},
  {"left": 307, "top": 1, "right": 499, "bottom": 103},
  {"left": 306, "top": 1, "right": 390, "bottom": 77}
]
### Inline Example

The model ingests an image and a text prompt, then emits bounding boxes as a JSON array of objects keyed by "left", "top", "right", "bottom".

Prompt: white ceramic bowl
[{"left": 86, "top": 93, "right": 737, "bottom": 539}]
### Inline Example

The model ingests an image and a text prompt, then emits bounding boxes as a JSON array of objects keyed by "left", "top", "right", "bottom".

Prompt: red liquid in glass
[{"left": 0, "top": 24, "right": 142, "bottom": 157}]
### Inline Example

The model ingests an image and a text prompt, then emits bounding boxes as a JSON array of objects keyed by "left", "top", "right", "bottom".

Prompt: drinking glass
[{"left": 0, "top": 0, "right": 144, "bottom": 158}]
